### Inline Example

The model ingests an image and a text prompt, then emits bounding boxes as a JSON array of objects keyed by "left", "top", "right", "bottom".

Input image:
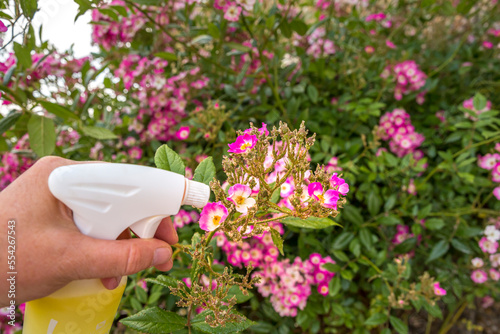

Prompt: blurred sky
[{"left": 32, "top": 0, "right": 95, "bottom": 57}]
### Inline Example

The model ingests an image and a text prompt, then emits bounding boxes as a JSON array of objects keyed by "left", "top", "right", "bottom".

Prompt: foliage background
[{"left": 1, "top": 0, "right": 500, "bottom": 333}]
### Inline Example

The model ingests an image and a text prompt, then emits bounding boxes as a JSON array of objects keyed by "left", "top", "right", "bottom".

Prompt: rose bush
[{"left": 1, "top": 0, "right": 500, "bottom": 333}]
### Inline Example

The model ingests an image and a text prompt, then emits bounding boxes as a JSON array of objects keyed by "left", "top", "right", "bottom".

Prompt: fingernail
[
  {"left": 153, "top": 247, "right": 171, "bottom": 266},
  {"left": 114, "top": 276, "right": 122, "bottom": 288},
  {"left": 104, "top": 277, "right": 120, "bottom": 290}
]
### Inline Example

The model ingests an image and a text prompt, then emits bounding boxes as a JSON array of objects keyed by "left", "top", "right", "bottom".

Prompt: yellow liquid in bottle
[{"left": 23, "top": 277, "right": 126, "bottom": 334}]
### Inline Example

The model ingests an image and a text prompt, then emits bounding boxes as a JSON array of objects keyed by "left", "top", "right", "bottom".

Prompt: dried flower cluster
[{"left": 168, "top": 122, "right": 349, "bottom": 327}]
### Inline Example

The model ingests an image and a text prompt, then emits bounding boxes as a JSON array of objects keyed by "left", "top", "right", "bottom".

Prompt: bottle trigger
[{"left": 130, "top": 216, "right": 166, "bottom": 238}]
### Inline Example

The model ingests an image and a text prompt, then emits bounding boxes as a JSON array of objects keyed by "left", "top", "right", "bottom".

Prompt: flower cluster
[
  {"left": 378, "top": 109, "right": 426, "bottom": 158},
  {"left": 215, "top": 221, "right": 283, "bottom": 268},
  {"left": 392, "top": 224, "right": 414, "bottom": 246},
  {"left": 325, "top": 157, "right": 342, "bottom": 174},
  {"left": 113, "top": 55, "right": 209, "bottom": 143},
  {"left": 56, "top": 129, "right": 81, "bottom": 147},
  {"left": 173, "top": 209, "right": 200, "bottom": 229},
  {"left": 0, "top": 52, "right": 91, "bottom": 104},
  {"left": 380, "top": 60, "right": 427, "bottom": 101},
  {"left": 191, "top": 123, "right": 348, "bottom": 317},
  {"left": 0, "top": 136, "right": 34, "bottom": 190},
  {"left": 253, "top": 254, "right": 335, "bottom": 317},
  {"left": 365, "top": 12, "right": 392, "bottom": 28},
  {"left": 306, "top": 27, "right": 335, "bottom": 59},
  {"left": 471, "top": 221, "right": 500, "bottom": 284},
  {"left": 462, "top": 97, "right": 492, "bottom": 121},
  {"left": 91, "top": 1, "right": 147, "bottom": 50},
  {"left": 477, "top": 149, "right": 500, "bottom": 200}
]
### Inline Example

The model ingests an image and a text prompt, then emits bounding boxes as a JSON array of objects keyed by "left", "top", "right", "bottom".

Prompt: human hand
[{"left": 0, "top": 156, "right": 178, "bottom": 307}]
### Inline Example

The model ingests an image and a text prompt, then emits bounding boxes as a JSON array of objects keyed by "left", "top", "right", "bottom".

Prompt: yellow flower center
[
  {"left": 240, "top": 142, "right": 251, "bottom": 151},
  {"left": 212, "top": 215, "right": 222, "bottom": 226},
  {"left": 235, "top": 195, "right": 246, "bottom": 205},
  {"left": 316, "top": 194, "right": 325, "bottom": 203}
]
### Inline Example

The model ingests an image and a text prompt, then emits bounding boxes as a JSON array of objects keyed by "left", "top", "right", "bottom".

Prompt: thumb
[{"left": 69, "top": 235, "right": 172, "bottom": 281}]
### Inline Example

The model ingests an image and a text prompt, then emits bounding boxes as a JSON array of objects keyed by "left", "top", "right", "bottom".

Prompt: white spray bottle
[{"left": 22, "top": 163, "right": 210, "bottom": 334}]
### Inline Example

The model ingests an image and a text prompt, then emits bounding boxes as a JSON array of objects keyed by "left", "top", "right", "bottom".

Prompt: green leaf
[
  {"left": 342, "top": 206, "right": 364, "bottom": 225},
  {"left": 450, "top": 238, "right": 472, "bottom": 254},
  {"left": 282, "top": 216, "right": 341, "bottom": 229},
  {"left": 0, "top": 112, "right": 22, "bottom": 135},
  {"left": 74, "top": 0, "right": 93, "bottom": 20},
  {"left": 192, "top": 310, "right": 256, "bottom": 333},
  {"left": 378, "top": 215, "right": 402, "bottom": 226},
  {"left": 39, "top": 101, "right": 79, "bottom": 121},
  {"left": 331, "top": 232, "right": 354, "bottom": 250},
  {"left": 81, "top": 126, "right": 118, "bottom": 140},
  {"left": 110, "top": 5, "right": 128, "bottom": 17},
  {"left": 329, "top": 274, "right": 341, "bottom": 296},
  {"left": 193, "top": 157, "right": 216, "bottom": 185},
  {"left": 20, "top": 0, "right": 37, "bottom": 18},
  {"left": 191, "top": 34, "right": 213, "bottom": 45},
  {"left": 322, "top": 262, "right": 340, "bottom": 272},
  {"left": 340, "top": 269, "right": 353, "bottom": 280},
  {"left": 417, "top": 204, "right": 432, "bottom": 219},
  {"left": 426, "top": 240, "right": 449, "bottom": 263},
  {"left": 359, "top": 228, "right": 373, "bottom": 249},
  {"left": 367, "top": 191, "right": 381, "bottom": 215},
  {"left": 290, "top": 19, "right": 308, "bottom": 36},
  {"left": 135, "top": 285, "right": 148, "bottom": 303},
  {"left": 3, "top": 65, "right": 16, "bottom": 85},
  {"left": 223, "top": 285, "right": 254, "bottom": 304},
  {"left": 307, "top": 85, "right": 319, "bottom": 103},
  {"left": 423, "top": 300, "right": 443, "bottom": 319},
  {"left": 384, "top": 151, "right": 399, "bottom": 167},
  {"left": 121, "top": 307, "right": 187, "bottom": 333},
  {"left": 364, "top": 312, "right": 388, "bottom": 326},
  {"left": 384, "top": 194, "right": 397, "bottom": 212},
  {"left": 27, "top": 114, "right": 56, "bottom": 157},
  {"left": 145, "top": 275, "right": 183, "bottom": 290},
  {"left": 0, "top": 137, "right": 8, "bottom": 152},
  {"left": 207, "top": 23, "right": 220, "bottom": 39},
  {"left": 13, "top": 43, "right": 32, "bottom": 69},
  {"left": 424, "top": 218, "right": 445, "bottom": 230},
  {"left": 270, "top": 186, "right": 280, "bottom": 203},
  {"left": 154, "top": 144, "right": 185, "bottom": 176},
  {"left": 98, "top": 8, "right": 119, "bottom": 21},
  {"left": 154, "top": 52, "right": 178, "bottom": 61},
  {"left": 279, "top": 20, "right": 292, "bottom": 38},
  {"left": 393, "top": 237, "right": 417, "bottom": 254},
  {"left": 349, "top": 238, "right": 361, "bottom": 257},
  {"left": 390, "top": 316, "right": 408, "bottom": 334},
  {"left": 332, "top": 250, "right": 349, "bottom": 262},
  {"left": 270, "top": 227, "right": 284, "bottom": 255},
  {"left": 473, "top": 93, "right": 487, "bottom": 111},
  {"left": 225, "top": 42, "right": 251, "bottom": 53}
]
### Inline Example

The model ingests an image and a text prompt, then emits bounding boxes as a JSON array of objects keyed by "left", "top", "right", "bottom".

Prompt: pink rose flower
[
  {"left": 199, "top": 202, "right": 228, "bottom": 231},
  {"left": 227, "top": 184, "right": 256, "bottom": 214},
  {"left": 471, "top": 269, "right": 488, "bottom": 284},
  {"left": 176, "top": 126, "right": 190, "bottom": 140},
  {"left": 228, "top": 133, "right": 258, "bottom": 154},
  {"left": 433, "top": 282, "right": 447, "bottom": 296}
]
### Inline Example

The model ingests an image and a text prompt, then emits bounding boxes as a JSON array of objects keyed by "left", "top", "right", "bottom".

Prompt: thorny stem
[
  {"left": 185, "top": 229, "right": 218, "bottom": 332},
  {"left": 425, "top": 314, "right": 434, "bottom": 334},
  {"left": 438, "top": 300, "right": 468, "bottom": 334}
]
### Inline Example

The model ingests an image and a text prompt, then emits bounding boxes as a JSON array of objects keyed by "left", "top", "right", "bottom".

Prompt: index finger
[{"left": 154, "top": 217, "right": 179, "bottom": 245}]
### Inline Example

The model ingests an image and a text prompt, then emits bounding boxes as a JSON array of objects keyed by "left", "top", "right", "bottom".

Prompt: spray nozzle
[{"left": 183, "top": 179, "right": 210, "bottom": 208}]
